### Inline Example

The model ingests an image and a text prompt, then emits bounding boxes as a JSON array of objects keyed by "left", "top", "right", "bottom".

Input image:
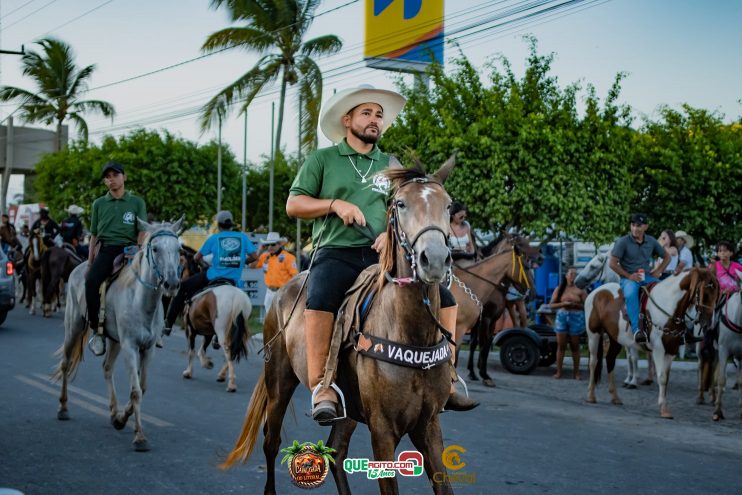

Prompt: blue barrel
[{"left": 534, "top": 245, "right": 559, "bottom": 302}]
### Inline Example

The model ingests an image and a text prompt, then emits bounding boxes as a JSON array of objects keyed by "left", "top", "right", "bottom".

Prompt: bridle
[
  {"left": 386, "top": 177, "right": 450, "bottom": 286},
  {"left": 134, "top": 229, "right": 181, "bottom": 291}
]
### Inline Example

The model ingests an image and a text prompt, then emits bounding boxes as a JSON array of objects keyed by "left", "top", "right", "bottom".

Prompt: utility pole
[
  {"left": 296, "top": 94, "right": 302, "bottom": 260},
  {"left": 217, "top": 114, "right": 222, "bottom": 213},
  {"left": 2, "top": 116, "right": 13, "bottom": 215},
  {"left": 241, "top": 110, "right": 247, "bottom": 232},
  {"left": 268, "top": 102, "right": 275, "bottom": 232}
]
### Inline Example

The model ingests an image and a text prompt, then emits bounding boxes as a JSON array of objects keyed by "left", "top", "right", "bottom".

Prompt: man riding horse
[
  {"left": 31, "top": 208, "right": 60, "bottom": 248},
  {"left": 609, "top": 213, "right": 670, "bottom": 344},
  {"left": 86, "top": 161, "right": 147, "bottom": 356},
  {"left": 286, "top": 85, "right": 478, "bottom": 425},
  {"left": 60, "top": 204, "right": 87, "bottom": 258}
]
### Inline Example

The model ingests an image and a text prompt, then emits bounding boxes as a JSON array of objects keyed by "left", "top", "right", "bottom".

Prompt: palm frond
[
  {"left": 67, "top": 64, "right": 96, "bottom": 98},
  {"left": 71, "top": 99, "right": 116, "bottom": 119},
  {"left": 67, "top": 112, "right": 89, "bottom": 141},
  {"left": 295, "top": 56, "right": 323, "bottom": 155},
  {"left": 199, "top": 55, "right": 282, "bottom": 131},
  {"left": 300, "top": 35, "right": 342, "bottom": 59},
  {"left": 0, "top": 86, "right": 46, "bottom": 105},
  {"left": 202, "top": 26, "right": 276, "bottom": 54}
]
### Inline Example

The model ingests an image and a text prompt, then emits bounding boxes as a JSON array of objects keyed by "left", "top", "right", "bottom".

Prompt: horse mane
[
  {"left": 376, "top": 164, "right": 428, "bottom": 290},
  {"left": 480, "top": 232, "right": 505, "bottom": 258}
]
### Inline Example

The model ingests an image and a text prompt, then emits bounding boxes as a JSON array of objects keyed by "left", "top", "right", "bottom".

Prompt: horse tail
[
  {"left": 219, "top": 370, "right": 267, "bottom": 470},
  {"left": 229, "top": 312, "right": 249, "bottom": 362},
  {"left": 592, "top": 334, "right": 604, "bottom": 385},
  {"left": 51, "top": 326, "right": 89, "bottom": 382}
]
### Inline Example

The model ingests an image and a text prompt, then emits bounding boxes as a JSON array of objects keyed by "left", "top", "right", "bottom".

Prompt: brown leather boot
[
  {"left": 440, "top": 305, "right": 479, "bottom": 412},
  {"left": 304, "top": 309, "right": 339, "bottom": 425}
]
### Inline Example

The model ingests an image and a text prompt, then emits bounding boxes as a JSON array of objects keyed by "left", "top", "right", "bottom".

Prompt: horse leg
[
  {"left": 263, "top": 363, "right": 300, "bottom": 495},
  {"left": 56, "top": 320, "right": 88, "bottom": 421},
  {"left": 466, "top": 325, "right": 478, "bottom": 381},
  {"left": 586, "top": 330, "right": 600, "bottom": 403},
  {"left": 641, "top": 351, "right": 655, "bottom": 386},
  {"left": 624, "top": 346, "right": 639, "bottom": 389},
  {"left": 131, "top": 347, "right": 153, "bottom": 451},
  {"left": 368, "top": 426, "right": 402, "bottom": 494},
  {"left": 115, "top": 344, "right": 148, "bottom": 450},
  {"left": 104, "top": 341, "right": 123, "bottom": 427},
  {"left": 605, "top": 338, "right": 623, "bottom": 405},
  {"left": 182, "top": 331, "right": 196, "bottom": 379},
  {"left": 696, "top": 347, "right": 706, "bottom": 405},
  {"left": 218, "top": 338, "right": 235, "bottom": 391},
  {"left": 713, "top": 348, "right": 728, "bottom": 421},
  {"left": 408, "top": 416, "right": 453, "bottom": 495},
  {"left": 653, "top": 347, "right": 674, "bottom": 419},
  {"left": 478, "top": 319, "right": 496, "bottom": 387},
  {"left": 328, "top": 419, "right": 358, "bottom": 495},
  {"left": 199, "top": 337, "right": 214, "bottom": 370}
]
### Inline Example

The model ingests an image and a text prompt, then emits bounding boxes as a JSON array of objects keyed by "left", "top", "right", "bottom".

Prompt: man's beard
[{"left": 350, "top": 125, "right": 380, "bottom": 144}]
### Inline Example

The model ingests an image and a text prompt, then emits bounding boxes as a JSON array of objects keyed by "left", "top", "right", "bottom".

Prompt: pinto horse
[
  {"left": 221, "top": 158, "right": 463, "bottom": 494},
  {"left": 181, "top": 284, "right": 252, "bottom": 392},
  {"left": 451, "top": 234, "right": 539, "bottom": 387},
  {"left": 53, "top": 219, "right": 183, "bottom": 451},
  {"left": 585, "top": 268, "right": 718, "bottom": 418}
]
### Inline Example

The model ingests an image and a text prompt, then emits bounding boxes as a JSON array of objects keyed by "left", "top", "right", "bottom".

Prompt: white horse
[
  {"left": 181, "top": 284, "right": 253, "bottom": 392},
  {"left": 53, "top": 219, "right": 183, "bottom": 451},
  {"left": 713, "top": 290, "right": 742, "bottom": 421},
  {"left": 585, "top": 268, "right": 717, "bottom": 418}
]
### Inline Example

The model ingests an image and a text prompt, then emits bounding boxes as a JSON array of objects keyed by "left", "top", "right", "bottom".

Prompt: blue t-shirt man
[
  {"left": 163, "top": 210, "right": 258, "bottom": 334},
  {"left": 200, "top": 231, "right": 256, "bottom": 287}
]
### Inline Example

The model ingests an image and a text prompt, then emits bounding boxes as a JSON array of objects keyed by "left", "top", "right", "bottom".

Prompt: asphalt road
[{"left": 1, "top": 304, "right": 741, "bottom": 495}]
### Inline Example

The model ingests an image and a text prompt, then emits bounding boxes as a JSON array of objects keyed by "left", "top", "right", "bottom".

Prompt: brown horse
[
  {"left": 41, "top": 246, "right": 83, "bottom": 317},
  {"left": 585, "top": 268, "right": 718, "bottom": 418},
  {"left": 23, "top": 230, "right": 47, "bottom": 314},
  {"left": 452, "top": 234, "right": 540, "bottom": 387},
  {"left": 181, "top": 284, "right": 252, "bottom": 392},
  {"left": 221, "top": 158, "right": 460, "bottom": 494}
]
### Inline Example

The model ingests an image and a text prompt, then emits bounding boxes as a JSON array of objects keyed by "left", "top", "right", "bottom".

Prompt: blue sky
[{"left": 1, "top": 0, "right": 740, "bottom": 179}]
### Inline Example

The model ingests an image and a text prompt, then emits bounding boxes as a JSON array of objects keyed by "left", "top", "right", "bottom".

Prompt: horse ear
[
  {"left": 433, "top": 153, "right": 457, "bottom": 184},
  {"left": 171, "top": 214, "right": 186, "bottom": 235},
  {"left": 388, "top": 155, "right": 403, "bottom": 170},
  {"left": 137, "top": 217, "right": 152, "bottom": 232}
]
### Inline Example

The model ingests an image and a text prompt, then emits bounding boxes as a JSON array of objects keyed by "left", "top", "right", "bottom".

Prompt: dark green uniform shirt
[
  {"left": 90, "top": 191, "right": 147, "bottom": 246},
  {"left": 290, "top": 139, "right": 391, "bottom": 248}
]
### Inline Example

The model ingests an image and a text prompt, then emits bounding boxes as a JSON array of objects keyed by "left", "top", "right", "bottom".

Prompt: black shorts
[{"left": 306, "top": 246, "right": 456, "bottom": 314}]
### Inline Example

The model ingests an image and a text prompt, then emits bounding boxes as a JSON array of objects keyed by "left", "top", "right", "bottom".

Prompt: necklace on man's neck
[{"left": 347, "top": 155, "right": 374, "bottom": 183}]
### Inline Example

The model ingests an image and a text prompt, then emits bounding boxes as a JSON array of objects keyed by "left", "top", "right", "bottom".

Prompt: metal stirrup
[{"left": 310, "top": 383, "right": 347, "bottom": 422}]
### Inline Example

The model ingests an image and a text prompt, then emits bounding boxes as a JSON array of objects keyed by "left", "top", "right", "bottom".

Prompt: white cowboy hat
[
  {"left": 66, "top": 204, "right": 84, "bottom": 215},
  {"left": 674, "top": 230, "right": 695, "bottom": 248},
  {"left": 319, "top": 85, "right": 406, "bottom": 144},
  {"left": 261, "top": 232, "right": 287, "bottom": 245}
]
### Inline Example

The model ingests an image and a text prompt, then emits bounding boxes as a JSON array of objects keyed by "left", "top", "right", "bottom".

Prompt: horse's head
[
  {"left": 575, "top": 253, "right": 606, "bottom": 289},
  {"left": 504, "top": 234, "right": 539, "bottom": 294},
  {"left": 379, "top": 155, "right": 455, "bottom": 285},
  {"left": 137, "top": 216, "right": 185, "bottom": 296},
  {"left": 680, "top": 267, "right": 720, "bottom": 329}
]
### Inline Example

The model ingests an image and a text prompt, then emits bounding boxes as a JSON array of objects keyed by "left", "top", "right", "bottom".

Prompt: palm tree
[
  {"left": 201, "top": 0, "right": 342, "bottom": 230},
  {"left": 0, "top": 38, "right": 115, "bottom": 151}
]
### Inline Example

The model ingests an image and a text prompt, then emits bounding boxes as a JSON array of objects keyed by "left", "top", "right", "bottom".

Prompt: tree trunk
[
  {"left": 55, "top": 120, "right": 63, "bottom": 152},
  {"left": 269, "top": 70, "right": 288, "bottom": 232},
  {"left": 1, "top": 116, "right": 14, "bottom": 215}
]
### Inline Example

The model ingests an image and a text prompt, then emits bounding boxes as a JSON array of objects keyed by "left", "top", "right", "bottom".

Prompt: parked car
[{"left": 0, "top": 248, "right": 16, "bottom": 325}]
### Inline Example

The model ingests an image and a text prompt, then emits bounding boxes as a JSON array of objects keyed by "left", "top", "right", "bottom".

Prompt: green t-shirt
[
  {"left": 90, "top": 190, "right": 147, "bottom": 246},
  {"left": 290, "top": 139, "right": 391, "bottom": 248}
]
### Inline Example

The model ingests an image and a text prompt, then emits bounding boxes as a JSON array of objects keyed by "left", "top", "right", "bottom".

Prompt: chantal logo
[{"left": 434, "top": 445, "right": 476, "bottom": 485}]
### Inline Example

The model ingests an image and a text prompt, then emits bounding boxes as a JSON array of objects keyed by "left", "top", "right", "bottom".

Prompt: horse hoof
[
  {"left": 111, "top": 416, "right": 127, "bottom": 430},
  {"left": 611, "top": 399, "right": 623, "bottom": 406},
  {"left": 182, "top": 371, "right": 192, "bottom": 379},
  {"left": 586, "top": 397, "right": 597, "bottom": 404},
  {"left": 660, "top": 411, "right": 674, "bottom": 419},
  {"left": 626, "top": 384, "right": 637, "bottom": 390},
  {"left": 133, "top": 439, "right": 150, "bottom": 452},
  {"left": 696, "top": 397, "right": 705, "bottom": 405},
  {"left": 57, "top": 410, "right": 69, "bottom": 421},
  {"left": 482, "top": 378, "right": 496, "bottom": 388},
  {"left": 641, "top": 379, "right": 653, "bottom": 386},
  {"left": 712, "top": 413, "right": 723, "bottom": 422},
  {"left": 216, "top": 376, "right": 226, "bottom": 383},
  {"left": 227, "top": 386, "right": 236, "bottom": 393},
  {"left": 621, "top": 383, "right": 628, "bottom": 388}
]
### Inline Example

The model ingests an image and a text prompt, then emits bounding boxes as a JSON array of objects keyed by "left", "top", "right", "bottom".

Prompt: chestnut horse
[
  {"left": 221, "top": 158, "right": 461, "bottom": 494},
  {"left": 452, "top": 234, "right": 540, "bottom": 387},
  {"left": 181, "top": 284, "right": 252, "bottom": 392},
  {"left": 41, "top": 246, "right": 83, "bottom": 317},
  {"left": 585, "top": 268, "right": 718, "bottom": 418}
]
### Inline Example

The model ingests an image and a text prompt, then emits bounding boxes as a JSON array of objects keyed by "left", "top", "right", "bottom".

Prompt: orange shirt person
[{"left": 251, "top": 232, "right": 298, "bottom": 311}]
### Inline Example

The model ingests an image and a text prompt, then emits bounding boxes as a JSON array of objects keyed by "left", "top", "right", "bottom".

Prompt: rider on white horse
[{"left": 608, "top": 213, "right": 671, "bottom": 344}]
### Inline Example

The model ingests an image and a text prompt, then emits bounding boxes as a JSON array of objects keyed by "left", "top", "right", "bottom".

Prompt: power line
[
  {"left": 2, "top": 0, "right": 58, "bottom": 31},
  {"left": 40, "top": 0, "right": 115, "bottom": 37},
  {"left": 0, "top": 0, "right": 37, "bottom": 22}
]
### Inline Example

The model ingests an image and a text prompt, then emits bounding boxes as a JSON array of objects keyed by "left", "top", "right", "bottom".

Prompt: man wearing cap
[
  {"left": 609, "top": 213, "right": 671, "bottom": 344},
  {"left": 60, "top": 205, "right": 85, "bottom": 257},
  {"left": 673, "top": 231, "right": 695, "bottom": 275},
  {"left": 31, "top": 208, "right": 60, "bottom": 248},
  {"left": 86, "top": 161, "right": 147, "bottom": 356},
  {"left": 250, "top": 232, "right": 298, "bottom": 312},
  {"left": 0, "top": 214, "right": 19, "bottom": 254},
  {"left": 163, "top": 210, "right": 258, "bottom": 335},
  {"left": 286, "top": 85, "right": 477, "bottom": 425}
]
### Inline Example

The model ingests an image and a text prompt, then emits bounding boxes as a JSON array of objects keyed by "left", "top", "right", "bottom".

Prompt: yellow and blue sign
[{"left": 365, "top": 0, "right": 444, "bottom": 72}]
